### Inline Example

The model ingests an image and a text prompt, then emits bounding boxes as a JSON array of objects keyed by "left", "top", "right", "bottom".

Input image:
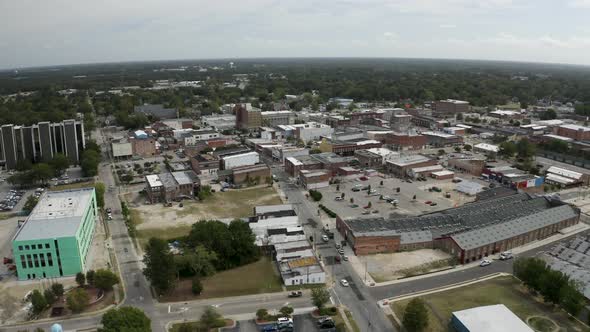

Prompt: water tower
[{"left": 51, "top": 323, "right": 63, "bottom": 332}]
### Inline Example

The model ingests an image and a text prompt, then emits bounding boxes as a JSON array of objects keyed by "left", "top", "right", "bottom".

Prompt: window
[
  {"left": 33, "top": 254, "right": 39, "bottom": 268},
  {"left": 25, "top": 245, "right": 30, "bottom": 250},
  {"left": 18, "top": 246, "right": 23, "bottom": 251},
  {"left": 47, "top": 253, "right": 53, "bottom": 267},
  {"left": 26, "top": 254, "right": 33, "bottom": 268},
  {"left": 45, "top": 243, "right": 50, "bottom": 249},
  {"left": 31, "top": 245, "right": 36, "bottom": 250},
  {"left": 38, "top": 243, "right": 42, "bottom": 249},
  {"left": 40, "top": 254, "right": 46, "bottom": 267},
  {"left": 20, "top": 255, "right": 26, "bottom": 269}
]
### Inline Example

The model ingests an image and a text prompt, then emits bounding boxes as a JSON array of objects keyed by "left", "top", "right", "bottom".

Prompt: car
[
  {"left": 106, "top": 208, "right": 112, "bottom": 213},
  {"left": 424, "top": 200, "right": 432, "bottom": 205},
  {"left": 340, "top": 279, "right": 349, "bottom": 287},
  {"left": 359, "top": 176, "right": 368, "bottom": 181},
  {"left": 338, "top": 249, "right": 344, "bottom": 255},
  {"left": 107, "top": 214, "right": 113, "bottom": 220},
  {"left": 362, "top": 210, "right": 370, "bottom": 215},
  {"left": 352, "top": 188, "right": 361, "bottom": 192},
  {"left": 390, "top": 199, "right": 399, "bottom": 205},
  {"left": 350, "top": 204, "right": 359, "bottom": 208},
  {"left": 317, "top": 317, "right": 335, "bottom": 328},
  {"left": 335, "top": 256, "right": 341, "bottom": 263},
  {"left": 429, "top": 202, "right": 437, "bottom": 206},
  {"left": 406, "top": 179, "right": 413, "bottom": 183},
  {"left": 382, "top": 195, "right": 391, "bottom": 201},
  {"left": 261, "top": 324, "right": 278, "bottom": 332},
  {"left": 372, "top": 210, "right": 379, "bottom": 214},
  {"left": 335, "top": 196, "right": 343, "bottom": 201},
  {"left": 499, "top": 251, "right": 513, "bottom": 260},
  {"left": 322, "top": 235, "right": 329, "bottom": 242},
  {"left": 277, "top": 317, "right": 293, "bottom": 326},
  {"left": 335, "top": 243, "right": 341, "bottom": 249},
  {"left": 342, "top": 255, "right": 349, "bottom": 261},
  {"left": 288, "top": 291, "right": 302, "bottom": 298},
  {"left": 480, "top": 259, "right": 492, "bottom": 267}
]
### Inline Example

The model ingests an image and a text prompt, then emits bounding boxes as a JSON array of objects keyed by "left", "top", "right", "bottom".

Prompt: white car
[
  {"left": 340, "top": 279, "right": 349, "bottom": 287},
  {"left": 322, "top": 235, "right": 329, "bottom": 242},
  {"left": 499, "top": 251, "right": 513, "bottom": 260},
  {"left": 335, "top": 197, "right": 343, "bottom": 201},
  {"left": 480, "top": 259, "right": 492, "bottom": 267}
]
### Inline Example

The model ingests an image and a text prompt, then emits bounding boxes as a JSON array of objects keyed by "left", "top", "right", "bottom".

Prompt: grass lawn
[
  {"left": 391, "top": 276, "right": 589, "bottom": 332},
  {"left": 136, "top": 224, "right": 192, "bottom": 249},
  {"left": 177, "top": 186, "right": 282, "bottom": 219},
  {"left": 169, "top": 319, "right": 233, "bottom": 332},
  {"left": 160, "top": 257, "right": 283, "bottom": 302},
  {"left": 286, "top": 283, "right": 325, "bottom": 291},
  {"left": 344, "top": 309, "right": 361, "bottom": 332}
]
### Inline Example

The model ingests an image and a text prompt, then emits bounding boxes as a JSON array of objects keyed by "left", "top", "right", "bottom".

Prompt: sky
[{"left": 2, "top": 0, "right": 590, "bottom": 69}]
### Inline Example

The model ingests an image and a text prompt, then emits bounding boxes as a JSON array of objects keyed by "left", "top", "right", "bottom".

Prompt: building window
[
  {"left": 40, "top": 254, "right": 46, "bottom": 267},
  {"left": 47, "top": 253, "right": 53, "bottom": 267},
  {"left": 45, "top": 243, "right": 50, "bottom": 249},
  {"left": 38, "top": 243, "right": 42, "bottom": 249},
  {"left": 31, "top": 245, "right": 36, "bottom": 250},
  {"left": 25, "top": 245, "right": 30, "bottom": 250},
  {"left": 18, "top": 246, "right": 23, "bottom": 251},
  {"left": 20, "top": 255, "right": 26, "bottom": 269},
  {"left": 33, "top": 254, "right": 39, "bottom": 267},
  {"left": 26, "top": 254, "right": 33, "bottom": 268}
]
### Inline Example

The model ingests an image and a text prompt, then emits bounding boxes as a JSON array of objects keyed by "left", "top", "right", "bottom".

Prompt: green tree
[
  {"left": 143, "top": 237, "right": 177, "bottom": 295},
  {"left": 31, "top": 163, "right": 54, "bottom": 183},
  {"left": 499, "top": 141, "right": 517, "bottom": 158},
  {"left": 279, "top": 306, "right": 294, "bottom": 317},
  {"left": 311, "top": 286, "right": 330, "bottom": 310},
  {"left": 23, "top": 195, "right": 39, "bottom": 213},
  {"left": 94, "top": 269, "right": 119, "bottom": 291},
  {"left": 463, "top": 144, "right": 472, "bottom": 151},
  {"left": 30, "top": 290, "right": 47, "bottom": 315},
  {"left": 43, "top": 289, "right": 56, "bottom": 305},
  {"left": 559, "top": 280, "right": 585, "bottom": 316},
  {"left": 81, "top": 149, "right": 100, "bottom": 177},
  {"left": 86, "top": 270, "right": 96, "bottom": 286},
  {"left": 66, "top": 288, "right": 90, "bottom": 313},
  {"left": 437, "top": 149, "right": 445, "bottom": 156},
  {"left": 94, "top": 182, "right": 106, "bottom": 208},
  {"left": 402, "top": 298, "right": 429, "bottom": 332},
  {"left": 200, "top": 306, "right": 225, "bottom": 330},
  {"left": 197, "top": 185, "right": 212, "bottom": 201},
  {"left": 540, "top": 109, "right": 557, "bottom": 120},
  {"left": 191, "top": 278, "right": 203, "bottom": 295},
  {"left": 76, "top": 272, "right": 86, "bottom": 287},
  {"left": 99, "top": 306, "right": 151, "bottom": 332},
  {"left": 51, "top": 283, "right": 64, "bottom": 297},
  {"left": 454, "top": 146, "right": 462, "bottom": 153},
  {"left": 49, "top": 153, "right": 70, "bottom": 176},
  {"left": 455, "top": 112, "right": 463, "bottom": 120},
  {"left": 538, "top": 269, "right": 568, "bottom": 304},
  {"left": 256, "top": 308, "right": 269, "bottom": 321},
  {"left": 516, "top": 138, "right": 536, "bottom": 159}
]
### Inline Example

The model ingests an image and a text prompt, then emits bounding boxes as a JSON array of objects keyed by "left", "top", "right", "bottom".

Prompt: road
[{"left": 272, "top": 167, "right": 394, "bottom": 332}]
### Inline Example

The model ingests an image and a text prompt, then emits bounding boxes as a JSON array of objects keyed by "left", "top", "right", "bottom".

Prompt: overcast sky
[{"left": 2, "top": 0, "right": 590, "bottom": 69}]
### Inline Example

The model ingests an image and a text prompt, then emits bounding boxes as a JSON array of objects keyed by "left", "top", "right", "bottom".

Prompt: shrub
[
  {"left": 191, "top": 278, "right": 203, "bottom": 295},
  {"left": 309, "top": 190, "right": 323, "bottom": 202}
]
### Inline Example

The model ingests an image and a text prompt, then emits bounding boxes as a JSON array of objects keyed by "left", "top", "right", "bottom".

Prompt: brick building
[
  {"left": 448, "top": 157, "right": 486, "bottom": 176},
  {"left": 129, "top": 130, "right": 158, "bottom": 157},
  {"left": 387, "top": 132, "right": 427, "bottom": 150},
  {"left": 354, "top": 149, "right": 383, "bottom": 168},
  {"left": 422, "top": 131, "right": 464, "bottom": 147},
  {"left": 318, "top": 138, "right": 382, "bottom": 156},
  {"left": 285, "top": 152, "right": 355, "bottom": 177},
  {"left": 190, "top": 154, "right": 219, "bottom": 177},
  {"left": 385, "top": 155, "right": 437, "bottom": 177},
  {"left": 235, "top": 104, "right": 262, "bottom": 130},
  {"left": 298, "top": 170, "right": 331, "bottom": 189},
  {"left": 433, "top": 99, "right": 470, "bottom": 114},
  {"left": 232, "top": 164, "right": 271, "bottom": 185},
  {"left": 555, "top": 124, "right": 590, "bottom": 141},
  {"left": 145, "top": 171, "right": 198, "bottom": 203}
]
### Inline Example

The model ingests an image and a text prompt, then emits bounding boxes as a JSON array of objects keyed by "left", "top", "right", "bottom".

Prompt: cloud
[
  {"left": 439, "top": 24, "right": 457, "bottom": 29},
  {"left": 569, "top": 0, "right": 590, "bottom": 8},
  {"left": 383, "top": 32, "right": 399, "bottom": 40}
]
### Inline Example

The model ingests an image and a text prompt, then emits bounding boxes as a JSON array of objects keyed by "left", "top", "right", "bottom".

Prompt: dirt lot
[
  {"left": 366, "top": 249, "right": 452, "bottom": 282},
  {"left": 133, "top": 186, "right": 282, "bottom": 231},
  {"left": 85, "top": 216, "right": 111, "bottom": 272}
]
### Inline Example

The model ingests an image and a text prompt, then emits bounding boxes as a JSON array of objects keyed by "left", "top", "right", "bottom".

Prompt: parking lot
[{"left": 316, "top": 175, "right": 476, "bottom": 220}]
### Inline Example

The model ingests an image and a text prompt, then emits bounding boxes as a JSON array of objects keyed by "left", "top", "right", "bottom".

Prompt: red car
[
  {"left": 424, "top": 201, "right": 432, "bottom": 205},
  {"left": 359, "top": 176, "right": 368, "bottom": 181}
]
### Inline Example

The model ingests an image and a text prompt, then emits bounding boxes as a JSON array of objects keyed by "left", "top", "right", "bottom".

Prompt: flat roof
[
  {"left": 543, "top": 134, "right": 574, "bottom": 142},
  {"left": 560, "top": 124, "right": 590, "bottom": 132},
  {"left": 387, "top": 155, "right": 432, "bottom": 167},
  {"left": 171, "top": 171, "right": 197, "bottom": 185},
  {"left": 452, "top": 304, "right": 534, "bottom": 332},
  {"left": 14, "top": 188, "right": 95, "bottom": 241},
  {"left": 474, "top": 143, "right": 500, "bottom": 153},
  {"left": 255, "top": 204, "right": 294, "bottom": 216},
  {"left": 422, "top": 131, "right": 456, "bottom": 138},
  {"left": 411, "top": 165, "right": 444, "bottom": 173},
  {"left": 432, "top": 170, "right": 455, "bottom": 176},
  {"left": 547, "top": 166, "right": 583, "bottom": 180},
  {"left": 146, "top": 174, "right": 162, "bottom": 187}
]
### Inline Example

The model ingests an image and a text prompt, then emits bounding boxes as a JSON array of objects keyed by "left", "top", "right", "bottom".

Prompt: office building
[
  {"left": 12, "top": 188, "right": 98, "bottom": 280},
  {"left": 235, "top": 104, "right": 263, "bottom": 130},
  {"left": 1, "top": 120, "right": 85, "bottom": 169},
  {"left": 433, "top": 99, "right": 470, "bottom": 114}
]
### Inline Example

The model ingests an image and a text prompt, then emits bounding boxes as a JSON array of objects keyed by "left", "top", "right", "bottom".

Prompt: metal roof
[
  {"left": 452, "top": 305, "right": 534, "bottom": 332},
  {"left": 450, "top": 204, "right": 577, "bottom": 250}
]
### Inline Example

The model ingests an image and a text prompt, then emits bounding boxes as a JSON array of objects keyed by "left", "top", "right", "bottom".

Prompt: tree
[
  {"left": 191, "top": 278, "right": 203, "bottom": 295},
  {"left": 256, "top": 308, "right": 269, "bottom": 321},
  {"left": 143, "top": 237, "right": 177, "bottom": 295},
  {"left": 94, "top": 269, "right": 119, "bottom": 291},
  {"left": 499, "top": 141, "right": 517, "bottom": 158},
  {"left": 463, "top": 144, "right": 472, "bottom": 151},
  {"left": 94, "top": 182, "right": 106, "bottom": 208},
  {"left": 43, "top": 289, "right": 56, "bottom": 305},
  {"left": 279, "top": 306, "right": 294, "bottom": 317},
  {"left": 311, "top": 286, "right": 330, "bottom": 310},
  {"left": 559, "top": 280, "right": 585, "bottom": 316},
  {"left": 402, "top": 298, "right": 429, "bottom": 332},
  {"left": 341, "top": 193, "right": 345, "bottom": 199},
  {"left": 81, "top": 149, "right": 100, "bottom": 177},
  {"left": 76, "top": 272, "right": 86, "bottom": 287},
  {"left": 49, "top": 153, "right": 70, "bottom": 176},
  {"left": 67, "top": 288, "right": 90, "bottom": 313},
  {"left": 455, "top": 112, "right": 463, "bottom": 120},
  {"left": 350, "top": 198, "right": 354, "bottom": 204},
  {"left": 30, "top": 290, "right": 47, "bottom": 315},
  {"left": 454, "top": 146, "right": 462, "bottom": 153},
  {"left": 336, "top": 184, "right": 340, "bottom": 191},
  {"left": 516, "top": 138, "right": 536, "bottom": 159},
  {"left": 86, "top": 270, "right": 96, "bottom": 286},
  {"left": 538, "top": 269, "right": 568, "bottom": 304},
  {"left": 99, "top": 306, "right": 151, "bottom": 332},
  {"left": 51, "top": 283, "right": 64, "bottom": 297},
  {"left": 197, "top": 185, "right": 212, "bottom": 201},
  {"left": 438, "top": 149, "right": 445, "bottom": 156},
  {"left": 540, "top": 108, "right": 557, "bottom": 120},
  {"left": 200, "top": 306, "right": 225, "bottom": 330},
  {"left": 31, "top": 163, "right": 54, "bottom": 184},
  {"left": 23, "top": 195, "right": 39, "bottom": 213}
]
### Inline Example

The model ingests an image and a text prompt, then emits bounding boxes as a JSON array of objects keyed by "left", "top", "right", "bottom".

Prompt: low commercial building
[
  {"left": 354, "top": 149, "right": 384, "bottom": 169},
  {"left": 433, "top": 99, "right": 470, "bottom": 114},
  {"left": 190, "top": 154, "right": 219, "bottom": 178},
  {"left": 261, "top": 110, "right": 295, "bottom": 126},
  {"left": 299, "top": 170, "right": 331, "bottom": 189},
  {"left": 285, "top": 152, "right": 354, "bottom": 177},
  {"left": 431, "top": 170, "right": 455, "bottom": 180},
  {"left": 221, "top": 151, "right": 260, "bottom": 170},
  {"left": 555, "top": 124, "right": 590, "bottom": 141},
  {"left": 130, "top": 130, "right": 158, "bottom": 157},
  {"left": 201, "top": 114, "right": 236, "bottom": 131},
  {"left": 443, "top": 127, "right": 466, "bottom": 136},
  {"left": 232, "top": 164, "right": 271, "bottom": 185},
  {"left": 545, "top": 166, "right": 588, "bottom": 187},
  {"left": 319, "top": 138, "right": 382, "bottom": 156},
  {"left": 422, "top": 131, "right": 463, "bottom": 147},
  {"left": 451, "top": 305, "right": 534, "bottom": 332},
  {"left": 279, "top": 256, "right": 326, "bottom": 286},
  {"left": 272, "top": 146, "right": 309, "bottom": 164},
  {"left": 111, "top": 137, "right": 132, "bottom": 159},
  {"left": 336, "top": 193, "right": 579, "bottom": 260},
  {"left": 473, "top": 143, "right": 500, "bottom": 156},
  {"left": 385, "top": 155, "right": 437, "bottom": 177},
  {"left": 448, "top": 157, "right": 485, "bottom": 176},
  {"left": 12, "top": 188, "right": 98, "bottom": 280},
  {"left": 145, "top": 171, "right": 198, "bottom": 203},
  {"left": 408, "top": 165, "right": 444, "bottom": 179},
  {"left": 386, "top": 132, "right": 427, "bottom": 150}
]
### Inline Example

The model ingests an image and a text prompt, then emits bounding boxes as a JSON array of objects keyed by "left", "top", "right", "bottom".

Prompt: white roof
[
  {"left": 356, "top": 139, "right": 381, "bottom": 145},
  {"left": 440, "top": 99, "right": 468, "bottom": 104},
  {"left": 452, "top": 304, "right": 534, "bottom": 332},
  {"left": 387, "top": 155, "right": 432, "bottom": 167},
  {"left": 546, "top": 173, "right": 577, "bottom": 185},
  {"left": 222, "top": 151, "right": 259, "bottom": 160},
  {"left": 536, "top": 119, "right": 563, "bottom": 126},
  {"left": 366, "top": 148, "right": 399, "bottom": 158},
  {"left": 286, "top": 157, "right": 303, "bottom": 166},
  {"left": 411, "top": 165, "right": 444, "bottom": 173},
  {"left": 455, "top": 124, "right": 472, "bottom": 129},
  {"left": 422, "top": 131, "right": 455, "bottom": 138},
  {"left": 560, "top": 124, "right": 590, "bottom": 132},
  {"left": 146, "top": 174, "right": 162, "bottom": 187},
  {"left": 547, "top": 166, "right": 583, "bottom": 180},
  {"left": 543, "top": 134, "right": 573, "bottom": 142},
  {"left": 491, "top": 110, "right": 519, "bottom": 116},
  {"left": 474, "top": 143, "right": 500, "bottom": 153},
  {"left": 432, "top": 170, "right": 455, "bottom": 176}
]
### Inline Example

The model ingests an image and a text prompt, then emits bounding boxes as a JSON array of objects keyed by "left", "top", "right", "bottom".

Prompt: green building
[{"left": 12, "top": 188, "right": 97, "bottom": 280}]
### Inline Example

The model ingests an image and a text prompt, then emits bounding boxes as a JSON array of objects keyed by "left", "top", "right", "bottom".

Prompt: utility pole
[{"left": 364, "top": 258, "right": 367, "bottom": 283}]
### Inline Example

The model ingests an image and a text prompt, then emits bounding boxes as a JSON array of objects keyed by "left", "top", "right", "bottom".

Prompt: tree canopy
[
  {"left": 143, "top": 237, "right": 177, "bottom": 295},
  {"left": 99, "top": 306, "right": 151, "bottom": 332}
]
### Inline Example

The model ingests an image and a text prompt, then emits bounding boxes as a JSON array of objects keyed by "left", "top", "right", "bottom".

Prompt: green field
[
  {"left": 391, "top": 276, "right": 589, "bottom": 332},
  {"left": 136, "top": 224, "right": 192, "bottom": 249},
  {"left": 160, "top": 257, "right": 283, "bottom": 302}
]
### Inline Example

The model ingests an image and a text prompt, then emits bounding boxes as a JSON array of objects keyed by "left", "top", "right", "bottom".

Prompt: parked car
[
  {"left": 424, "top": 201, "right": 432, "bottom": 205},
  {"left": 322, "top": 235, "right": 329, "bottom": 242},
  {"left": 359, "top": 176, "right": 368, "bottom": 181},
  {"left": 429, "top": 202, "right": 437, "bottom": 206},
  {"left": 499, "top": 251, "right": 513, "bottom": 260},
  {"left": 352, "top": 188, "right": 361, "bottom": 192},
  {"left": 335, "top": 256, "right": 341, "bottom": 263},
  {"left": 106, "top": 208, "right": 112, "bottom": 213},
  {"left": 335, "top": 243, "right": 341, "bottom": 249},
  {"left": 335, "top": 197, "right": 343, "bottom": 201},
  {"left": 288, "top": 291, "right": 302, "bottom": 298},
  {"left": 480, "top": 259, "right": 492, "bottom": 267},
  {"left": 362, "top": 210, "right": 370, "bottom": 215},
  {"left": 261, "top": 324, "right": 278, "bottom": 332},
  {"left": 342, "top": 255, "right": 349, "bottom": 261},
  {"left": 338, "top": 249, "right": 344, "bottom": 255},
  {"left": 340, "top": 279, "right": 349, "bottom": 287}
]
